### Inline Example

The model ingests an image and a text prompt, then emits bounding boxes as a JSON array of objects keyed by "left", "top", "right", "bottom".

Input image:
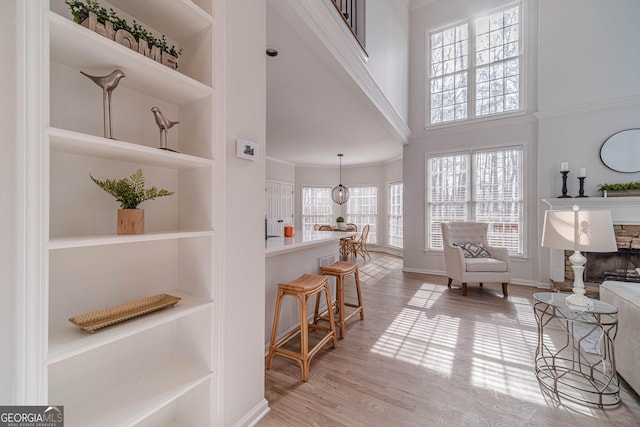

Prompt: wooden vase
[{"left": 117, "top": 209, "right": 144, "bottom": 235}]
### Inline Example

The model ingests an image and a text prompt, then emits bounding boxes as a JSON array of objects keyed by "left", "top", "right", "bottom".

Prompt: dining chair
[
  {"left": 318, "top": 225, "right": 333, "bottom": 231},
  {"left": 344, "top": 224, "right": 370, "bottom": 261},
  {"left": 345, "top": 223, "right": 358, "bottom": 232}
]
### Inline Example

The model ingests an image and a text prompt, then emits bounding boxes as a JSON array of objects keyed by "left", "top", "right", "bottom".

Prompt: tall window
[
  {"left": 427, "top": 146, "right": 523, "bottom": 255},
  {"left": 346, "top": 186, "right": 377, "bottom": 244},
  {"left": 302, "top": 186, "right": 332, "bottom": 233},
  {"left": 428, "top": 3, "right": 521, "bottom": 125},
  {"left": 388, "top": 182, "right": 403, "bottom": 248}
]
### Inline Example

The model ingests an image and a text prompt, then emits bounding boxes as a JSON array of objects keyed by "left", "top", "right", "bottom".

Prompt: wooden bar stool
[
  {"left": 315, "top": 261, "right": 364, "bottom": 339},
  {"left": 266, "top": 274, "right": 338, "bottom": 381}
]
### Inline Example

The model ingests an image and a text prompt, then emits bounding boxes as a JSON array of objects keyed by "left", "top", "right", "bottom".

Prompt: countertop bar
[{"left": 265, "top": 230, "right": 355, "bottom": 257}]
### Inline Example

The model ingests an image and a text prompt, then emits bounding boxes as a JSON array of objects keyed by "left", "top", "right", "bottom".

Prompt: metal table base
[{"left": 533, "top": 292, "right": 619, "bottom": 408}]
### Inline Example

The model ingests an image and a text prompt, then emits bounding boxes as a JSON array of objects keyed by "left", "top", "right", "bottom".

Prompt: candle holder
[
  {"left": 576, "top": 177, "right": 588, "bottom": 198},
  {"left": 558, "top": 171, "right": 572, "bottom": 198}
]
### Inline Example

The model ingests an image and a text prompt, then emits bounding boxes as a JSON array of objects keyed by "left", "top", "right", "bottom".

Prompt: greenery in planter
[
  {"left": 90, "top": 169, "right": 174, "bottom": 209},
  {"left": 597, "top": 181, "right": 640, "bottom": 193},
  {"left": 65, "top": 0, "right": 183, "bottom": 63},
  {"left": 336, "top": 216, "right": 345, "bottom": 223}
]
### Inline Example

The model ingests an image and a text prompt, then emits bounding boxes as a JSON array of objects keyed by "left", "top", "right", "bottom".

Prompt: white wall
[
  {"left": 294, "top": 158, "right": 403, "bottom": 248},
  {"left": 223, "top": 0, "right": 269, "bottom": 424},
  {"left": 536, "top": 0, "right": 640, "bottom": 281},
  {"left": 366, "top": 0, "right": 410, "bottom": 123},
  {"left": 0, "top": 0, "right": 18, "bottom": 403},
  {"left": 406, "top": 0, "right": 640, "bottom": 286},
  {"left": 405, "top": 0, "right": 540, "bottom": 285},
  {"left": 538, "top": 0, "right": 640, "bottom": 112},
  {"left": 266, "top": 157, "right": 295, "bottom": 183},
  {"left": 403, "top": 118, "right": 539, "bottom": 284}
]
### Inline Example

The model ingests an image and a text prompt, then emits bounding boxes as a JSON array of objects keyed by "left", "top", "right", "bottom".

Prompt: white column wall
[
  {"left": 223, "top": 0, "right": 269, "bottom": 424},
  {"left": 0, "top": 1, "right": 18, "bottom": 403}
]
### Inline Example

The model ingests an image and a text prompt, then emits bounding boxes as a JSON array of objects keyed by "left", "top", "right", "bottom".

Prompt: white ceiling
[{"left": 266, "top": 3, "right": 405, "bottom": 167}]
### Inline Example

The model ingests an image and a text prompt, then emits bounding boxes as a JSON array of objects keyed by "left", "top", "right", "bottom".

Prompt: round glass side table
[{"left": 533, "top": 292, "right": 619, "bottom": 407}]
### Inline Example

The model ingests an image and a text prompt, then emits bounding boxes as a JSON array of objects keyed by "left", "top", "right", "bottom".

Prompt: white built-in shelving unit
[{"left": 41, "top": 0, "right": 218, "bottom": 425}]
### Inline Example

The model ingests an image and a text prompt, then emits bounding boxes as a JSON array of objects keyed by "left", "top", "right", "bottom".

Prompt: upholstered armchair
[{"left": 441, "top": 222, "right": 511, "bottom": 297}]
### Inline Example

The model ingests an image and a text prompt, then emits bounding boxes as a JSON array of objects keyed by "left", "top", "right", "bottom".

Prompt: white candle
[
  {"left": 579, "top": 167, "right": 586, "bottom": 177},
  {"left": 560, "top": 162, "right": 569, "bottom": 172}
]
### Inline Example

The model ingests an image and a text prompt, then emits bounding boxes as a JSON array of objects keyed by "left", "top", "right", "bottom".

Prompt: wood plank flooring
[{"left": 259, "top": 253, "right": 640, "bottom": 426}]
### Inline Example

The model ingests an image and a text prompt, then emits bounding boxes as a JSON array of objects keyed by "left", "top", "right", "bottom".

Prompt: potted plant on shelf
[
  {"left": 336, "top": 216, "right": 345, "bottom": 230},
  {"left": 598, "top": 181, "right": 640, "bottom": 197},
  {"left": 90, "top": 169, "right": 174, "bottom": 235}
]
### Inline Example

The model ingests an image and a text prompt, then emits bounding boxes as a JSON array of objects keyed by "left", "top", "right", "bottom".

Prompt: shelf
[
  {"left": 107, "top": 0, "right": 213, "bottom": 42},
  {"left": 48, "top": 127, "right": 213, "bottom": 169},
  {"left": 49, "top": 230, "right": 213, "bottom": 250},
  {"left": 48, "top": 291, "right": 212, "bottom": 364},
  {"left": 61, "top": 357, "right": 211, "bottom": 427},
  {"left": 49, "top": 12, "right": 213, "bottom": 106},
  {"left": 542, "top": 196, "right": 640, "bottom": 208}
]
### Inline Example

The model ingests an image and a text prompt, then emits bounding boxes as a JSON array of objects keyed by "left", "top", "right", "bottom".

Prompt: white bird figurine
[
  {"left": 80, "top": 69, "right": 126, "bottom": 139},
  {"left": 151, "top": 107, "right": 180, "bottom": 151}
]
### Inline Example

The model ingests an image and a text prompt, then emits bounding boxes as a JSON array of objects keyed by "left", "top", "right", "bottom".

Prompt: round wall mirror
[{"left": 600, "top": 129, "right": 640, "bottom": 173}]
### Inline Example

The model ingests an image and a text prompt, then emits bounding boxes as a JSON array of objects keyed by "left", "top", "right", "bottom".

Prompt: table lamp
[{"left": 541, "top": 205, "right": 617, "bottom": 307}]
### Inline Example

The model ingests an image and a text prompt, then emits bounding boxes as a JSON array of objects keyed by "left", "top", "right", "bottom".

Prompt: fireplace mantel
[
  {"left": 542, "top": 197, "right": 640, "bottom": 281},
  {"left": 542, "top": 197, "right": 640, "bottom": 224}
]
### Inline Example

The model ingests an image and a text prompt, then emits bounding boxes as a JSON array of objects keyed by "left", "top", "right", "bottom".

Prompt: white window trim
[
  {"left": 424, "top": 1, "right": 527, "bottom": 130},
  {"left": 424, "top": 143, "right": 527, "bottom": 257},
  {"left": 346, "top": 184, "right": 379, "bottom": 245},
  {"left": 301, "top": 185, "right": 335, "bottom": 232},
  {"left": 388, "top": 180, "right": 403, "bottom": 249}
]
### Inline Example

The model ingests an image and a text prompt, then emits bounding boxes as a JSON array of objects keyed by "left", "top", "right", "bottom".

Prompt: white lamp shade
[{"left": 541, "top": 209, "right": 617, "bottom": 253}]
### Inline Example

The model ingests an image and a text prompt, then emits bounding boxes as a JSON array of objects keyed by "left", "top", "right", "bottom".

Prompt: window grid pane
[
  {"left": 426, "top": 147, "right": 523, "bottom": 255},
  {"left": 346, "top": 186, "right": 377, "bottom": 244},
  {"left": 473, "top": 148, "right": 523, "bottom": 254},
  {"left": 428, "top": 154, "right": 470, "bottom": 249},
  {"left": 429, "top": 23, "right": 469, "bottom": 124},
  {"left": 428, "top": 4, "right": 521, "bottom": 125},
  {"left": 388, "top": 182, "right": 403, "bottom": 248},
  {"left": 302, "top": 187, "right": 332, "bottom": 233},
  {"left": 475, "top": 6, "right": 520, "bottom": 116}
]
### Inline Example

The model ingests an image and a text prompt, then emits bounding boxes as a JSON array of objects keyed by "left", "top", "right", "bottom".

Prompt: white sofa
[{"left": 600, "top": 280, "right": 640, "bottom": 396}]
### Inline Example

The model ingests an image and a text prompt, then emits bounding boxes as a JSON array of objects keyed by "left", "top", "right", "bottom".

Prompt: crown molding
[{"left": 410, "top": 0, "right": 441, "bottom": 11}]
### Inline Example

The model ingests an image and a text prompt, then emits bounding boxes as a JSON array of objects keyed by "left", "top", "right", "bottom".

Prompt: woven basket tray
[{"left": 69, "top": 294, "right": 181, "bottom": 333}]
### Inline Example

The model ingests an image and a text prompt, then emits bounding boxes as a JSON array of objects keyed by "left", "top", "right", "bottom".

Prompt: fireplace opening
[
  {"left": 564, "top": 224, "right": 640, "bottom": 283},
  {"left": 585, "top": 248, "right": 640, "bottom": 282}
]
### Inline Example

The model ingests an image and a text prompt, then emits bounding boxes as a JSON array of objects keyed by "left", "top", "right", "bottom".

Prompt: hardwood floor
[{"left": 259, "top": 253, "right": 640, "bottom": 426}]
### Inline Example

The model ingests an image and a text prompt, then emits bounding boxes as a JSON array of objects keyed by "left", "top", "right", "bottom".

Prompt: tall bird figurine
[
  {"left": 151, "top": 107, "right": 180, "bottom": 152},
  {"left": 80, "top": 69, "right": 126, "bottom": 139}
]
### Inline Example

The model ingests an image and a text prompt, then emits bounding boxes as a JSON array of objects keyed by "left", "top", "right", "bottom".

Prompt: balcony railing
[{"left": 331, "top": 0, "right": 366, "bottom": 53}]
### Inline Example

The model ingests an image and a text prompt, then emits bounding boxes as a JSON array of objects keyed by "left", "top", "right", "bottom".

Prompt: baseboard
[
  {"left": 402, "top": 267, "right": 443, "bottom": 275},
  {"left": 234, "top": 398, "right": 270, "bottom": 427},
  {"left": 369, "top": 246, "right": 403, "bottom": 257},
  {"left": 401, "top": 268, "right": 549, "bottom": 289}
]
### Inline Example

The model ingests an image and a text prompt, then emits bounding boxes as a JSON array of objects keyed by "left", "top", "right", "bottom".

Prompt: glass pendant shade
[{"left": 332, "top": 154, "right": 350, "bottom": 205}]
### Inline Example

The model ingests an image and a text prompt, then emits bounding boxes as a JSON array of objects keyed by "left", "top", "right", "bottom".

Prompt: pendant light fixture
[{"left": 332, "top": 153, "right": 350, "bottom": 205}]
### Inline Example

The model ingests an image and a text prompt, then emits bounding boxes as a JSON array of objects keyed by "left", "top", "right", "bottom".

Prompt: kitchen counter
[
  {"left": 265, "top": 230, "right": 355, "bottom": 257},
  {"left": 264, "top": 229, "right": 355, "bottom": 352}
]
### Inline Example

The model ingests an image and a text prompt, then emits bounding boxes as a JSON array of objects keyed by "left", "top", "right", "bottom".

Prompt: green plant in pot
[
  {"left": 90, "top": 169, "right": 174, "bottom": 235},
  {"left": 336, "top": 216, "right": 345, "bottom": 229},
  {"left": 597, "top": 181, "right": 640, "bottom": 196}
]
